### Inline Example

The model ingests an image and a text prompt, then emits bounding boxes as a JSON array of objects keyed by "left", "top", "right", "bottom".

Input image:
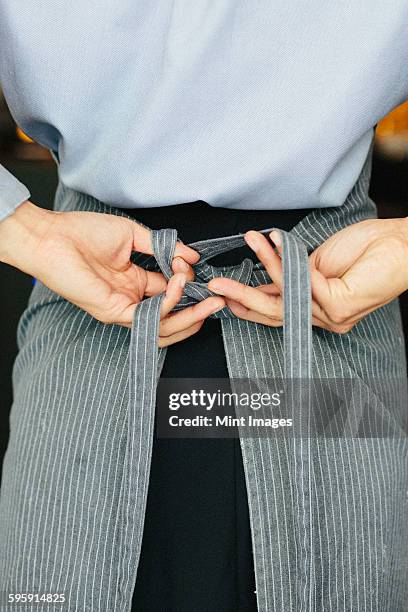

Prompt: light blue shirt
[{"left": 1, "top": 2, "right": 408, "bottom": 222}]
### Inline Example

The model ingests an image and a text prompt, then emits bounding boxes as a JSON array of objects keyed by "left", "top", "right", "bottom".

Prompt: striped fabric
[{"left": 1, "top": 144, "right": 408, "bottom": 611}]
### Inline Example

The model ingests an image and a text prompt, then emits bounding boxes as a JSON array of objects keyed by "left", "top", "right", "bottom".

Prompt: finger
[
  {"left": 255, "top": 277, "right": 349, "bottom": 331},
  {"left": 228, "top": 297, "right": 348, "bottom": 331},
  {"left": 312, "top": 297, "right": 376, "bottom": 330},
  {"left": 311, "top": 315, "right": 338, "bottom": 332},
  {"left": 160, "top": 296, "right": 225, "bottom": 337},
  {"left": 310, "top": 267, "right": 336, "bottom": 307},
  {"left": 226, "top": 303, "right": 337, "bottom": 332},
  {"left": 208, "top": 277, "right": 282, "bottom": 318},
  {"left": 269, "top": 230, "right": 283, "bottom": 256},
  {"left": 310, "top": 267, "right": 375, "bottom": 331},
  {"left": 131, "top": 222, "right": 199, "bottom": 264},
  {"left": 257, "top": 280, "right": 337, "bottom": 327},
  {"left": 104, "top": 282, "right": 222, "bottom": 331},
  {"left": 159, "top": 321, "right": 204, "bottom": 347},
  {"left": 131, "top": 222, "right": 157, "bottom": 254},
  {"left": 116, "top": 299, "right": 346, "bottom": 333},
  {"left": 143, "top": 269, "right": 168, "bottom": 296},
  {"left": 226, "top": 288, "right": 346, "bottom": 331},
  {"left": 172, "top": 256, "right": 195, "bottom": 281},
  {"left": 245, "top": 231, "right": 283, "bottom": 291},
  {"left": 310, "top": 267, "right": 360, "bottom": 324},
  {"left": 256, "top": 283, "right": 281, "bottom": 296},
  {"left": 174, "top": 242, "right": 200, "bottom": 265},
  {"left": 160, "top": 273, "right": 187, "bottom": 318},
  {"left": 226, "top": 298, "right": 284, "bottom": 327}
]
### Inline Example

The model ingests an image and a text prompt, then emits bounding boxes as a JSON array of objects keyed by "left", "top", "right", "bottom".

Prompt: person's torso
[{"left": 0, "top": 1, "right": 407, "bottom": 209}]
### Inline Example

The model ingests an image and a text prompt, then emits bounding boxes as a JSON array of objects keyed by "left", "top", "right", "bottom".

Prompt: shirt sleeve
[{"left": 0, "top": 163, "right": 31, "bottom": 223}]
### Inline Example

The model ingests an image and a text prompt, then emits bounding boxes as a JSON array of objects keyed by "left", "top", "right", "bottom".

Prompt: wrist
[
  {"left": 0, "top": 200, "right": 55, "bottom": 273},
  {"left": 395, "top": 217, "right": 408, "bottom": 290}
]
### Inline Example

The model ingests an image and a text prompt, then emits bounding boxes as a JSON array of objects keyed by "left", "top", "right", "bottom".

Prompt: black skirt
[{"left": 118, "top": 201, "right": 312, "bottom": 612}]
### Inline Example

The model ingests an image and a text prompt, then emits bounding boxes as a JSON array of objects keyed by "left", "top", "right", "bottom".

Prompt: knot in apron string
[
  {"left": 150, "top": 226, "right": 312, "bottom": 373},
  {"left": 151, "top": 227, "right": 254, "bottom": 319},
  {"left": 150, "top": 228, "right": 311, "bottom": 344},
  {"left": 119, "top": 224, "right": 315, "bottom": 610}
]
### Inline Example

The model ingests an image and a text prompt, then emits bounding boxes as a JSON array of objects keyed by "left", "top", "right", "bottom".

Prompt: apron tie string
[{"left": 119, "top": 226, "right": 315, "bottom": 611}]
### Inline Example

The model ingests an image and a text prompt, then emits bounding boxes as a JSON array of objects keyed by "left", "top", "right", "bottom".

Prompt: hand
[
  {"left": 308, "top": 217, "right": 408, "bottom": 332},
  {"left": 207, "top": 219, "right": 408, "bottom": 334},
  {"left": 0, "top": 201, "right": 225, "bottom": 342}
]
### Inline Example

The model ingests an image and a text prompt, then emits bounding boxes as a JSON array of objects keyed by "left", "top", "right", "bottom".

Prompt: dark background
[{"left": 1, "top": 145, "right": 408, "bottom": 462}]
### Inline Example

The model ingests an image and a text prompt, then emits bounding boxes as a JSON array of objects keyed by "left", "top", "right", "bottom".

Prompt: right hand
[{"left": 0, "top": 201, "right": 225, "bottom": 346}]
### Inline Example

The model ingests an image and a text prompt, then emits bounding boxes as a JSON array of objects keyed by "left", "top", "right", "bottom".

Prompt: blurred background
[{"left": 1, "top": 92, "right": 408, "bottom": 458}]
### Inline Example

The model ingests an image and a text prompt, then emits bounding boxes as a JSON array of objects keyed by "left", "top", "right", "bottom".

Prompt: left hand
[{"left": 207, "top": 218, "right": 408, "bottom": 334}]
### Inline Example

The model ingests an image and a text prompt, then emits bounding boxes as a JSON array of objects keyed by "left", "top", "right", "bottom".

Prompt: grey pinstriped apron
[{"left": 1, "top": 146, "right": 408, "bottom": 611}]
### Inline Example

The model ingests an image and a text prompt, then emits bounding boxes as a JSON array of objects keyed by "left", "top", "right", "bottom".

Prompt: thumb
[
  {"left": 144, "top": 269, "right": 168, "bottom": 297},
  {"left": 310, "top": 267, "right": 350, "bottom": 319},
  {"left": 114, "top": 272, "right": 185, "bottom": 328},
  {"left": 131, "top": 221, "right": 155, "bottom": 255},
  {"left": 310, "top": 267, "right": 332, "bottom": 305}
]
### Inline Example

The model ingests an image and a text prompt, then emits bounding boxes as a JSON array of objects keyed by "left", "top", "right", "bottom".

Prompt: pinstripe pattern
[{"left": 1, "top": 145, "right": 408, "bottom": 611}]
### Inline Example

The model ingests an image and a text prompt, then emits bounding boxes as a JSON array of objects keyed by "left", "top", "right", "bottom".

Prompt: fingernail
[
  {"left": 208, "top": 280, "right": 224, "bottom": 294},
  {"left": 245, "top": 232, "right": 259, "bottom": 250},
  {"left": 175, "top": 257, "right": 189, "bottom": 272},
  {"left": 178, "top": 274, "right": 186, "bottom": 289},
  {"left": 270, "top": 231, "right": 282, "bottom": 248}
]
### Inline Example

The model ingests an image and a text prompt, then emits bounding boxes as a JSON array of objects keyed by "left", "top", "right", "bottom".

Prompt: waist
[{"left": 118, "top": 201, "right": 316, "bottom": 266}]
